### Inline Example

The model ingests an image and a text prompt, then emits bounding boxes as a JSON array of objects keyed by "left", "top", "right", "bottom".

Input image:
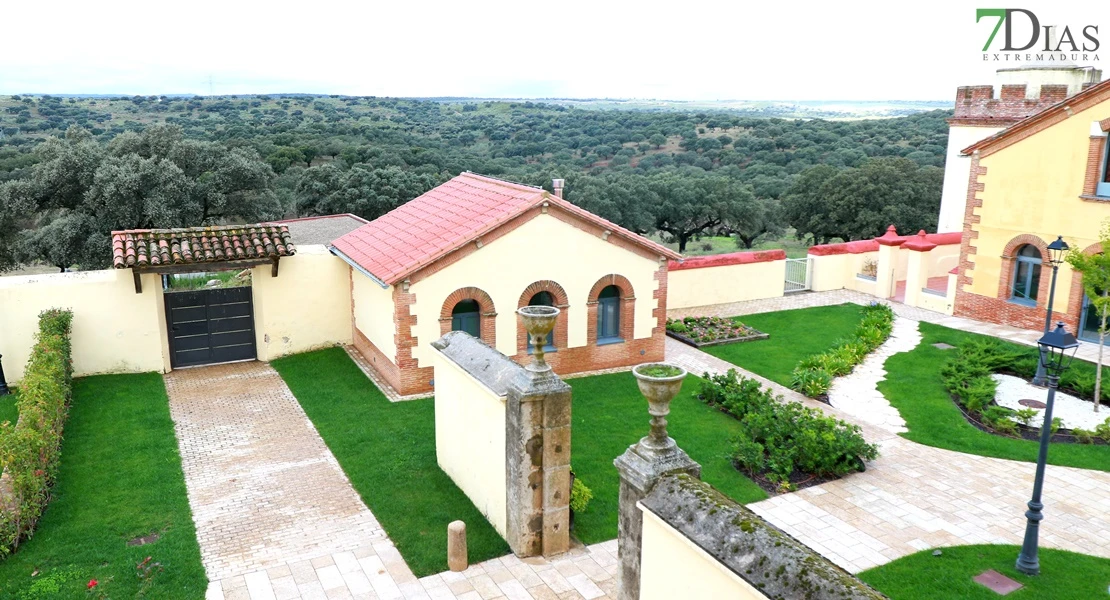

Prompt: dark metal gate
[{"left": 165, "top": 287, "right": 256, "bottom": 368}]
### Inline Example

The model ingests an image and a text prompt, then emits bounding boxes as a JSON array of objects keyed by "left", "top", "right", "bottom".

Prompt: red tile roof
[
  {"left": 111, "top": 224, "right": 295, "bottom": 269},
  {"left": 331, "top": 172, "right": 680, "bottom": 285}
]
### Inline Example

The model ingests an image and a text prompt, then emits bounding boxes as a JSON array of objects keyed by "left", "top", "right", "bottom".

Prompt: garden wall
[
  {"left": 0, "top": 269, "right": 167, "bottom": 383},
  {"left": 667, "top": 250, "right": 786, "bottom": 309},
  {"left": 636, "top": 474, "right": 885, "bottom": 600},
  {"left": 808, "top": 241, "right": 880, "bottom": 293},
  {"left": 429, "top": 335, "right": 509, "bottom": 538},
  {"left": 251, "top": 245, "right": 353, "bottom": 361},
  {"left": 0, "top": 248, "right": 353, "bottom": 384}
]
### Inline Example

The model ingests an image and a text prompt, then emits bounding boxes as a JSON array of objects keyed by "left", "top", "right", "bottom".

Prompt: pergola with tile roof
[{"left": 111, "top": 224, "right": 296, "bottom": 293}]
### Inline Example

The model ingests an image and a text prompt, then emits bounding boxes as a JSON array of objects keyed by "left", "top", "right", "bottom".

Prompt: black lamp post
[
  {"left": 1032, "top": 236, "right": 1071, "bottom": 386},
  {"left": 1016, "top": 321, "right": 1079, "bottom": 576}
]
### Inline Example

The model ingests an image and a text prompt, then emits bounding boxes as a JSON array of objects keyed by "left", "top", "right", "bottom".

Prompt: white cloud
[{"left": 0, "top": 0, "right": 1101, "bottom": 100}]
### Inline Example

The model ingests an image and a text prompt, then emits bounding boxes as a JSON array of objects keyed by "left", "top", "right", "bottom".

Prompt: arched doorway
[{"left": 451, "top": 299, "right": 481, "bottom": 338}]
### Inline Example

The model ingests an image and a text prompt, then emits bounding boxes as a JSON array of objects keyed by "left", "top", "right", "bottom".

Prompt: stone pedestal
[{"left": 613, "top": 435, "right": 700, "bottom": 600}]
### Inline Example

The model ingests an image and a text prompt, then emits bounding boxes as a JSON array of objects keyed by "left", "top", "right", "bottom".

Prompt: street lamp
[
  {"left": 1032, "top": 236, "right": 1071, "bottom": 387},
  {"left": 1016, "top": 321, "right": 1079, "bottom": 576}
]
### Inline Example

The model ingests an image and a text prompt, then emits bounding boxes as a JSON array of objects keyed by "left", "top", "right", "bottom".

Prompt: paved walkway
[
  {"left": 167, "top": 361, "right": 616, "bottom": 600},
  {"left": 665, "top": 335, "right": 1110, "bottom": 574},
  {"left": 826, "top": 316, "right": 917, "bottom": 434}
]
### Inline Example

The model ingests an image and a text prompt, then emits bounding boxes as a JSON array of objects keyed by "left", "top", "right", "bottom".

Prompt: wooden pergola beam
[{"left": 128, "top": 257, "right": 283, "bottom": 294}]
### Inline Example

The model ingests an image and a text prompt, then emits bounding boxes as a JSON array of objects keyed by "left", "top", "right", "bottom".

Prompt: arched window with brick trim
[
  {"left": 1009, "top": 244, "right": 1043, "bottom": 306},
  {"left": 998, "top": 235, "right": 1050, "bottom": 307},
  {"left": 516, "top": 281, "right": 569, "bottom": 354},
  {"left": 587, "top": 274, "right": 635, "bottom": 346},
  {"left": 439, "top": 287, "right": 496, "bottom": 344}
]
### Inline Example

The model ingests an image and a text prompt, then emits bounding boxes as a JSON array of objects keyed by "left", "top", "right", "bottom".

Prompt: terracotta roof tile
[
  {"left": 111, "top": 224, "right": 295, "bottom": 269},
  {"left": 331, "top": 172, "right": 679, "bottom": 285}
]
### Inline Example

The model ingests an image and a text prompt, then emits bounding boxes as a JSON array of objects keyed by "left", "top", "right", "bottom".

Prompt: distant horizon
[{"left": 4, "top": 93, "right": 953, "bottom": 105}]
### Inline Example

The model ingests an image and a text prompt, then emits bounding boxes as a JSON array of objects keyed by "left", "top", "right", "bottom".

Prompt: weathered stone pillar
[
  {"left": 902, "top": 230, "right": 938, "bottom": 308},
  {"left": 613, "top": 363, "right": 701, "bottom": 600},
  {"left": 505, "top": 306, "right": 572, "bottom": 557}
]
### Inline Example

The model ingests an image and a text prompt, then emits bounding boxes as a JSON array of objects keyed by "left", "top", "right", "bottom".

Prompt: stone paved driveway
[
  {"left": 167, "top": 361, "right": 617, "bottom": 600},
  {"left": 666, "top": 336, "right": 1110, "bottom": 573}
]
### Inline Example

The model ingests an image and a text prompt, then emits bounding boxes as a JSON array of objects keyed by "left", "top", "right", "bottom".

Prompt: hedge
[
  {"left": 0, "top": 309, "right": 74, "bottom": 557},
  {"left": 789, "top": 303, "right": 894, "bottom": 398}
]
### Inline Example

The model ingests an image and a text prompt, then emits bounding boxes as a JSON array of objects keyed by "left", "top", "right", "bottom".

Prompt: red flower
[{"left": 87, "top": 579, "right": 98, "bottom": 589}]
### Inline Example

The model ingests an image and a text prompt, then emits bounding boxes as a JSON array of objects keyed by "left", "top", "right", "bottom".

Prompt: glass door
[{"left": 1080, "top": 292, "right": 1105, "bottom": 342}]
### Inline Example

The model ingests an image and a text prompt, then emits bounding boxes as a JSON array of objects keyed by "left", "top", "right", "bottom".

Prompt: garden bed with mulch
[
  {"left": 950, "top": 396, "right": 1110, "bottom": 446},
  {"left": 665, "top": 316, "right": 768, "bottom": 348}
]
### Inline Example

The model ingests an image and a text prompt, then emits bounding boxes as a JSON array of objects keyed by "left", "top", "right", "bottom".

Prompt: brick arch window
[
  {"left": 517, "top": 281, "right": 569, "bottom": 354},
  {"left": 439, "top": 287, "right": 497, "bottom": 344},
  {"left": 587, "top": 274, "right": 635, "bottom": 345},
  {"left": 998, "top": 235, "right": 1050, "bottom": 307}
]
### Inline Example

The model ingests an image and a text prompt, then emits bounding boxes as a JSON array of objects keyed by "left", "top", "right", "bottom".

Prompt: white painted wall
[
  {"left": 410, "top": 213, "right": 661, "bottom": 364},
  {"left": 431, "top": 346, "right": 508, "bottom": 538},
  {"left": 352, "top": 271, "right": 397, "bottom": 360},
  {"left": 938, "top": 125, "right": 1004, "bottom": 233},
  {"left": 252, "top": 245, "right": 353, "bottom": 361},
  {"left": 0, "top": 269, "right": 169, "bottom": 383},
  {"left": 668, "top": 259, "right": 786, "bottom": 309},
  {"left": 639, "top": 506, "right": 767, "bottom": 600}
]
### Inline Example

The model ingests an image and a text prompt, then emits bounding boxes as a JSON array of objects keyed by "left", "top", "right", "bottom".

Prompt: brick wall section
[
  {"left": 950, "top": 84, "right": 1069, "bottom": 125},
  {"left": 438, "top": 286, "right": 497, "bottom": 345},
  {"left": 393, "top": 284, "right": 435, "bottom": 395},
  {"left": 1083, "top": 136, "right": 1107, "bottom": 197},
  {"left": 1067, "top": 242, "right": 1105, "bottom": 320}
]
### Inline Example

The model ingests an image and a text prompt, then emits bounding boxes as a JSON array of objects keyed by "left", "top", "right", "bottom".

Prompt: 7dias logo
[{"left": 977, "top": 9, "right": 1100, "bottom": 62}]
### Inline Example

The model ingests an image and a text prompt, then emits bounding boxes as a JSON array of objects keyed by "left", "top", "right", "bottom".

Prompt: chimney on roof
[{"left": 552, "top": 178, "right": 565, "bottom": 199}]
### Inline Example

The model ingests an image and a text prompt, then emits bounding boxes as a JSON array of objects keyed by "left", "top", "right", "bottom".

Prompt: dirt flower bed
[{"left": 666, "top": 316, "right": 768, "bottom": 348}]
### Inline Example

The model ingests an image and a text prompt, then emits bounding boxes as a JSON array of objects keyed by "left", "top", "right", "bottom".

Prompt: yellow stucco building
[
  {"left": 331, "top": 172, "right": 680, "bottom": 397},
  {"left": 954, "top": 78, "right": 1110, "bottom": 337}
]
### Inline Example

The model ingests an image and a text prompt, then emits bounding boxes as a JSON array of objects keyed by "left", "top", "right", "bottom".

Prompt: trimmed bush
[
  {"left": 0, "top": 309, "right": 74, "bottom": 557},
  {"left": 790, "top": 303, "right": 894, "bottom": 397},
  {"left": 699, "top": 370, "right": 878, "bottom": 491}
]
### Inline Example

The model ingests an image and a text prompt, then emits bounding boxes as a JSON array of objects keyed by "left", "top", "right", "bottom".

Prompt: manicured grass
[
  {"left": 0, "top": 390, "right": 17, "bottom": 424},
  {"left": 879, "top": 323, "right": 1110, "bottom": 471},
  {"left": 0, "top": 373, "right": 206, "bottom": 599},
  {"left": 271, "top": 348, "right": 510, "bottom": 577},
  {"left": 858, "top": 544, "right": 1110, "bottom": 600},
  {"left": 568, "top": 371, "right": 767, "bottom": 544},
  {"left": 703, "top": 304, "right": 867, "bottom": 385}
]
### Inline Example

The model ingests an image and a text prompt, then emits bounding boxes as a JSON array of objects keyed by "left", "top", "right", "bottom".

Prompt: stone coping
[{"left": 640, "top": 473, "right": 887, "bottom": 600}]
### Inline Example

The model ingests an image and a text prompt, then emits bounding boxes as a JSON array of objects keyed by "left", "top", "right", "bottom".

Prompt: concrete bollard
[{"left": 448, "top": 520, "right": 468, "bottom": 572}]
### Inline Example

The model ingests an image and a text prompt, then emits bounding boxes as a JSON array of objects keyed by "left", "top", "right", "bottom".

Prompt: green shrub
[
  {"left": 1072, "top": 427, "right": 1095, "bottom": 444},
  {"left": 1048, "top": 417, "right": 1063, "bottom": 437},
  {"left": 1014, "top": 408, "right": 1038, "bottom": 427},
  {"left": 1096, "top": 417, "right": 1110, "bottom": 443},
  {"left": 790, "top": 366, "right": 832, "bottom": 398},
  {"left": 0, "top": 309, "right": 74, "bottom": 557},
  {"left": 702, "top": 370, "right": 879, "bottom": 488},
  {"left": 790, "top": 303, "right": 894, "bottom": 397},
  {"left": 1064, "top": 371, "right": 1097, "bottom": 399},
  {"left": 981, "top": 406, "right": 1017, "bottom": 436},
  {"left": 570, "top": 474, "right": 593, "bottom": 513},
  {"left": 665, "top": 319, "right": 688, "bottom": 334}
]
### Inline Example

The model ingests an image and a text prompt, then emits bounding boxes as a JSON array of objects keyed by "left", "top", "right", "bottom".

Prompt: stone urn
[
  {"left": 517, "top": 305, "right": 560, "bottom": 372},
  {"left": 631, "top": 363, "right": 687, "bottom": 450}
]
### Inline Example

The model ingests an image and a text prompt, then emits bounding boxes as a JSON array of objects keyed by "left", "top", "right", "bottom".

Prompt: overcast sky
[{"left": 1, "top": 0, "right": 1102, "bottom": 101}]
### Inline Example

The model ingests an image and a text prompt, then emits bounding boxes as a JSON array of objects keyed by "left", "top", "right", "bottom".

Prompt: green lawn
[
  {"left": 0, "top": 373, "right": 206, "bottom": 599},
  {"left": 568, "top": 372, "right": 767, "bottom": 544},
  {"left": 703, "top": 304, "right": 866, "bottom": 385},
  {"left": 271, "top": 348, "right": 510, "bottom": 577},
  {"left": 858, "top": 545, "right": 1110, "bottom": 600},
  {"left": 879, "top": 323, "right": 1110, "bottom": 471},
  {"left": 0, "top": 390, "right": 17, "bottom": 424}
]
